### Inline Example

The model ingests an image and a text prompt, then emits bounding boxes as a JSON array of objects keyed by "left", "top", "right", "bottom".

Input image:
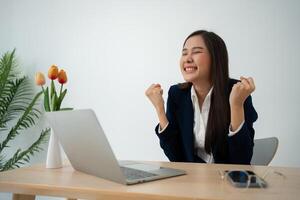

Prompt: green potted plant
[{"left": 0, "top": 49, "right": 50, "bottom": 171}]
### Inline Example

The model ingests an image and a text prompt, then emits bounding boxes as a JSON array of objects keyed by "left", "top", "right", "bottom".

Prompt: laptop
[{"left": 45, "top": 109, "right": 186, "bottom": 185}]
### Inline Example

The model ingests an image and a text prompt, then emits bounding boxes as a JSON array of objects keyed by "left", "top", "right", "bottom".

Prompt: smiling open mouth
[{"left": 184, "top": 66, "right": 198, "bottom": 72}]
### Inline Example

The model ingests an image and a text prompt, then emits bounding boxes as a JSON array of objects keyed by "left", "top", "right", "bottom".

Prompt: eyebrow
[{"left": 182, "top": 46, "right": 204, "bottom": 51}]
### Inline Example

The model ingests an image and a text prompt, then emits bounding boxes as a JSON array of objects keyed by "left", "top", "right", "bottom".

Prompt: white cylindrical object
[{"left": 46, "top": 129, "right": 63, "bottom": 168}]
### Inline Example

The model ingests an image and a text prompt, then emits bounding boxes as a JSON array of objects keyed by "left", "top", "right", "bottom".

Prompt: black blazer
[{"left": 155, "top": 79, "right": 258, "bottom": 164}]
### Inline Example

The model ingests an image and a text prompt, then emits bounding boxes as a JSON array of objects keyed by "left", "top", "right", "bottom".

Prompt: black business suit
[{"left": 155, "top": 79, "right": 258, "bottom": 164}]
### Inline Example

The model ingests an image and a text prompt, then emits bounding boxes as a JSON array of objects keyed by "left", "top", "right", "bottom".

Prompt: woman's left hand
[{"left": 229, "top": 76, "right": 256, "bottom": 107}]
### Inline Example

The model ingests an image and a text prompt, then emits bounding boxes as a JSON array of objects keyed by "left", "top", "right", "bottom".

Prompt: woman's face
[{"left": 180, "top": 35, "right": 211, "bottom": 83}]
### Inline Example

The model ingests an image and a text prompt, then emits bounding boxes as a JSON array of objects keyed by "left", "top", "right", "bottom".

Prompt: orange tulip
[
  {"left": 58, "top": 69, "right": 67, "bottom": 84},
  {"left": 35, "top": 72, "right": 46, "bottom": 86},
  {"left": 48, "top": 65, "right": 59, "bottom": 80}
]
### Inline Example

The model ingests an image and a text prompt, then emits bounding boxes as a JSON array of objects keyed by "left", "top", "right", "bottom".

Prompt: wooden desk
[{"left": 0, "top": 161, "right": 299, "bottom": 200}]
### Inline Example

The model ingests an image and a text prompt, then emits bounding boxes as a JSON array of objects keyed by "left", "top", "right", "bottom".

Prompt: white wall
[{"left": 0, "top": 0, "right": 299, "bottom": 175}]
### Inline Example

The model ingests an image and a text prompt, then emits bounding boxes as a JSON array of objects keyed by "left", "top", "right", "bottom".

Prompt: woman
[{"left": 145, "top": 30, "right": 258, "bottom": 164}]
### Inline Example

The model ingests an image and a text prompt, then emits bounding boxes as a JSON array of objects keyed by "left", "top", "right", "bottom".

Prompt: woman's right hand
[
  {"left": 145, "top": 83, "right": 165, "bottom": 112},
  {"left": 145, "top": 83, "right": 169, "bottom": 132}
]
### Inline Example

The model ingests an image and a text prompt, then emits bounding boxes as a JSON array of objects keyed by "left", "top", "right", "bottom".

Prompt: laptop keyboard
[{"left": 120, "top": 166, "right": 157, "bottom": 180}]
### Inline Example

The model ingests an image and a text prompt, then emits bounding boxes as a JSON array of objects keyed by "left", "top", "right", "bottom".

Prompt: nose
[{"left": 185, "top": 53, "right": 193, "bottom": 63}]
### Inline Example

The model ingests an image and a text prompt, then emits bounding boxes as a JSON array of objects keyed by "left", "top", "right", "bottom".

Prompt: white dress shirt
[
  {"left": 159, "top": 85, "right": 244, "bottom": 163},
  {"left": 191, "top": 86, "right": 214, "bottom": 163}
]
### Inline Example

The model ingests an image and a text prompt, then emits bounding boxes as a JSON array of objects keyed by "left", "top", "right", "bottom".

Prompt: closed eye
[{"left": 182, "top": 52, "right": 188, "bottom": 56}]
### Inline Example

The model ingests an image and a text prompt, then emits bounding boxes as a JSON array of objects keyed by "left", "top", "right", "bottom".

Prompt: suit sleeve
[
  {"left": 155, "top": 86, "right": 185, "bottom": 162},
  {"left": 227, "top": 95, "right": 258, "bottom": 164}
]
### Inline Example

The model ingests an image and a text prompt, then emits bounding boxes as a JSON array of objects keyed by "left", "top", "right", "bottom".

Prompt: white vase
[{"left": 46, "top": 129, "right": 63, "bottom": 168}]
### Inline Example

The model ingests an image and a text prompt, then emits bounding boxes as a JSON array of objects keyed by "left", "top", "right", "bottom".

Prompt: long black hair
[{"left": 179, "top": 30, "right": 230, "bottom": 159}]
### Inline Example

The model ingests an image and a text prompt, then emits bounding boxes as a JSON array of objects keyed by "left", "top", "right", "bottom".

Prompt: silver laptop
[{"left": 45, "top": 109, "right": 186, "bottom": 185}]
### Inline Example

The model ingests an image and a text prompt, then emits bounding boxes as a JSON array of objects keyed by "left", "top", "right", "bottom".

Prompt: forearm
[
  {"left": 230, "top": 105, "right": 245, "bottom": 132},
  {"left": 156, "top": 106, "right": 169, "bottom": 129},
  {"left": 227, "top": 124, "right": 254, "bottom": 164}
]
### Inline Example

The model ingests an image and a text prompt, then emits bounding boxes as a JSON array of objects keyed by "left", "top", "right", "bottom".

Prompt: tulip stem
[{"left": 60, "top": 84, "right": 63, "bottom": 96}]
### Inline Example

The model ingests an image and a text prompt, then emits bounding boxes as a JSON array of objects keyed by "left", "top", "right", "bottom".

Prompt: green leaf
[
  {"left": 0, "top": 128, "right": 50, "bottom": 171},
  {"left": 0, "top": 49, "right": 17, "bottom": 98},
  {"left": 43, "top": 87, "right": 50, "bottom": 112},
  {"left": 50, "top": 80, "right": 58, "bottom": 100},
  {"left": 51, "top": 92, "right": 59, "bottom": 111},
  {"left": 0, "top": 77, "right": 31, "bottom": 129},
  {"left": 0, "top": 91, "right": 43, "bottom": 154},
  {"left": 57, "top": 89, "right": 67, "bottom": 110}
]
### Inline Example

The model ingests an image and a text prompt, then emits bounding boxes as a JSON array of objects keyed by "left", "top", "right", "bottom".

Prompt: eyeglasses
[{"left": 219, "top": 170, "right": 268, "bottom": 188}]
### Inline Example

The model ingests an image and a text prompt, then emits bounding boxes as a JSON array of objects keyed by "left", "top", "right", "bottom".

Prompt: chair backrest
[{"left": 251, "top": 137, "right": 279, "bottom": 165}]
